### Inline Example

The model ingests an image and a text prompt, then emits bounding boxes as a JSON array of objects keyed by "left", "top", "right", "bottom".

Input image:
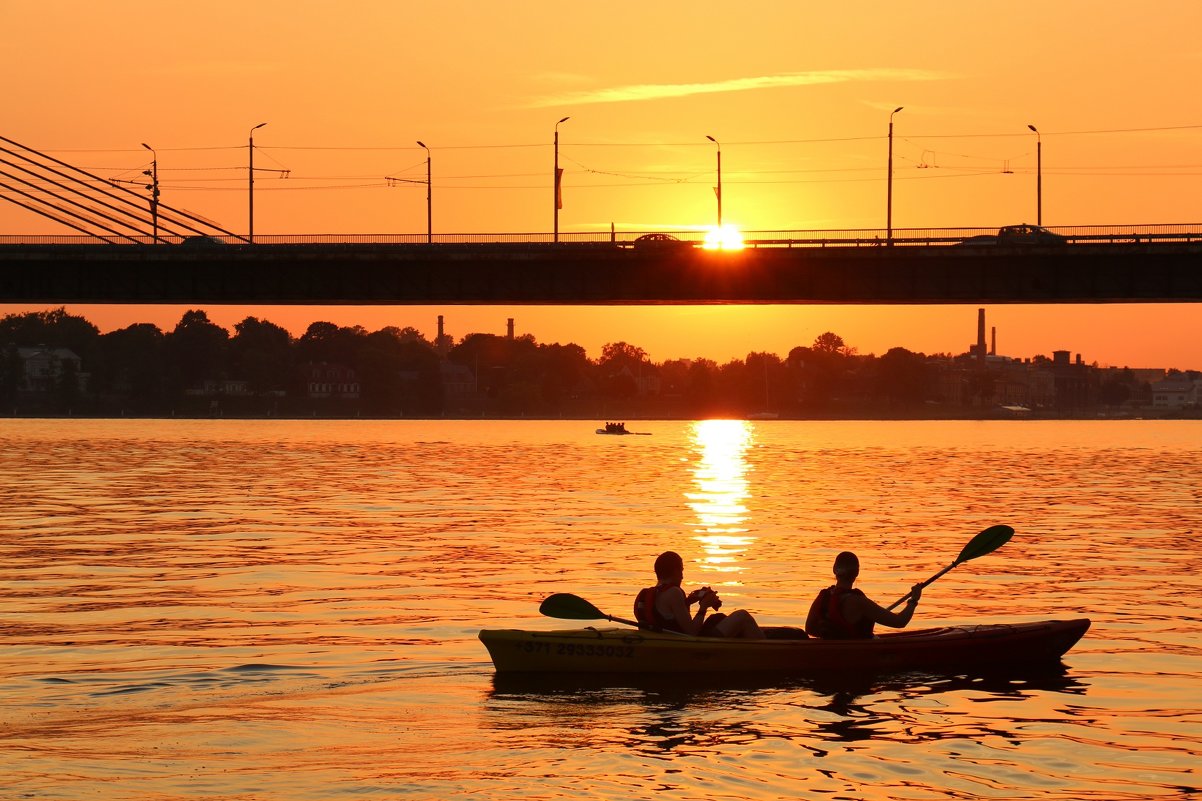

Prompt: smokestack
[
  {"left": 991, "top": 326, "right": 996, "bottom": 356},
  {"left": 437, "top": 315, "right": 444, "bottom": 341},
  {"left": 507, "top": 318, "right": 514, "bottom": 339},
  {"left": 976, "top": 308, "right": 986, "bottom": 362},
  {"left": 436, "top": 315, "right": 448, "bottom": 359}
]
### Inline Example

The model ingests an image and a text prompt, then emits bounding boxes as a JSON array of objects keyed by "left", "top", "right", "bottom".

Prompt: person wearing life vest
[
  {"left": 804, "top": 551, "right": 923, "bottom": 639},
  {"left": 634, "top": 551, "right": 766, "bottom": 638}
]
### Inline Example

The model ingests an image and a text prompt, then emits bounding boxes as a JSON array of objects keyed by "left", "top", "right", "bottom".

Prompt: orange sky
[{"left": 2, "top": 2, "right": 1200, "bottom": 369}]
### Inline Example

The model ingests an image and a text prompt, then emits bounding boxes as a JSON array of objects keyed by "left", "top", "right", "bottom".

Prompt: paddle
[
  {"left": 539, "top": 592, "right": 641, "bottom": 628},
  {"left": 886, "top": 524, "right": 1014, "bottom": 611}
]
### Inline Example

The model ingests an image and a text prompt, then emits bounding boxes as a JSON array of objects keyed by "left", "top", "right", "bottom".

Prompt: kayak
[
  {"left": 478, "top": 619, "right": 1090, "bottom": 675},
  {"left": 595, "top": 429, "right": 650, "bottom": 435}
]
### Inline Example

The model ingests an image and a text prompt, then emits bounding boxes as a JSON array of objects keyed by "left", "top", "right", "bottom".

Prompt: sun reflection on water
[{"left": 685, "top": 419, "right": 755, "bottom": 577}]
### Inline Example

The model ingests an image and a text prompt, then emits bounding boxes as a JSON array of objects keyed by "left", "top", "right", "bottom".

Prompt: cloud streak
[{"left": 529, "top": 68, "right": 949, "bottom": 107}]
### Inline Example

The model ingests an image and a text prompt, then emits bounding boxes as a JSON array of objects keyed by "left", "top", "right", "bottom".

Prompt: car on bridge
[
  {"left": 960, "top": 224, "right": 1067, "bottom": 246},
  {"left": 180, "top": 235, "right": 227, "bottom": 247},
  {"left": 632, "top": 232, "right": 695, "bottom": 250}
]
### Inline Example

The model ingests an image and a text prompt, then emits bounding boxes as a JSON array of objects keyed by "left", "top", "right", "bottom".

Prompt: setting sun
[{"left": 702, "top": 225, "right": 746, "bottom": 251}]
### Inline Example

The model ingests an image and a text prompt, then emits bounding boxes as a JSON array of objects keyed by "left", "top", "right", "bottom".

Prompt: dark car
[
  {"left": 180, "top": 235, "right": 226, "bottom": 247},
  {"left": 633, "top": 233, "right": 693, "bottom": 249},
  {"left": 997, "top": 224, "right": 1067, "bottom": 245},
  {"left": 960, "top": 224, "right": 1067, "bottom": 246}
]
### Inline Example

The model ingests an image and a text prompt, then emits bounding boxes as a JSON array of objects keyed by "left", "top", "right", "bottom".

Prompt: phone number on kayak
[{"left": 515, "top": 640, "right": 636, "bottom": 659}]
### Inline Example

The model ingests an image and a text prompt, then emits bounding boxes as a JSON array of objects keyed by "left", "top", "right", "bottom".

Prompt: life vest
[
  {"left": 634, "top": 584, "right": 675, "bottom": 630},
  {"left": 636, "top": 584, "right": 728, "bottom": 635},
  {"left": 806, "top": 586, "right": 874, "bottom": 639}
]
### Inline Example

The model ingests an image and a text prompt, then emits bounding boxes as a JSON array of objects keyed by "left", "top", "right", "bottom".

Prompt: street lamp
[
  {"left": 1027, "top": 124, "right": 1042, "bottom": 226},
  {"left": 706, "top": 135, "right": 722, "bottom": 229},
  {"left": 554, "top": 116, "right": 570, "bottom": 242},
  {"left": 248, "top": 122, "right": 267, "bottom": 243},
  {"left": 887, "top": 106, "right": 903, "bottom": 244},
  {"left": 417, "top": 140, "right": 431, "bottom": 243},
  {"left": 141, "top": 142, "right": 159, "bottom": 244}
]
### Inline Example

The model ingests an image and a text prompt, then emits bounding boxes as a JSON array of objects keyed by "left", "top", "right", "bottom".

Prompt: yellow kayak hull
[{"left": 479, "top": 619, "right": 1090, "bottom": 675}]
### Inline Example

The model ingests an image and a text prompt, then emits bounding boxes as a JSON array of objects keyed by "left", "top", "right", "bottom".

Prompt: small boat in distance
[{"left": 595, "top": 422, "right": 650, "bottom": 435}]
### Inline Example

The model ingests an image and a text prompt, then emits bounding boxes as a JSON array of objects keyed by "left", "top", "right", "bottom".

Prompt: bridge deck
[{"left": 1, "top": 240, "right": 1200, "bottom": 305}]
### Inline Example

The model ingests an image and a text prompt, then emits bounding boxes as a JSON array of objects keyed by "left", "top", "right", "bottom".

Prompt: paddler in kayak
[
  {"left": 805, "top": 551, "right": 924, "bottom": 639},
  {"left": 634, "top": 551, "right": 766, "bottom": 639}
]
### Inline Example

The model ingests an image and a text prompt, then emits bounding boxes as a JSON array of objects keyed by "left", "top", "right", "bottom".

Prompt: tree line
[{"left": 0, "top": 308, "right": 1187, "bottom": 418}]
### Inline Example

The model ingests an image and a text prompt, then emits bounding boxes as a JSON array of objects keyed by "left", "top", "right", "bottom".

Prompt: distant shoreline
[{"left": 5, "top": 410, "right": 1199, "bottom": 422}]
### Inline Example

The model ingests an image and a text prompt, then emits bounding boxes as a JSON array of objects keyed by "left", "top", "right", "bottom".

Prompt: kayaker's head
[
  {"left": 833, "top": 551, "right": 860, "bottom": 583},
  {"left": 654, "top": 550, "right": 684, "bottom": 586}
]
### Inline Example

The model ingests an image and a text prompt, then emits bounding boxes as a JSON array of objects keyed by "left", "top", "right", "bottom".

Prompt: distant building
[
  {"left": 1150, "top": 378, "right": 1199, "bottom": 408},
  {"left": 185, "top": 379, "right": 250, "bottom": 397},
  {"left": 302, "top": 362, "right": 360, "bottom": 399},
  {"left": 1128, "top": 368, "right": 1168, "bottom": 385},
  {"left": 440, "top": 361, "right": 476, "bottom": 399},
  {"left": 1051, "top": 350, "right": 1090, "bottom": 410},
  {"left": 17, "top": 346, "right": 88, "bottom": 394},
  {"left": 605, "top": 363, "right": 661, "bottom": 397}
]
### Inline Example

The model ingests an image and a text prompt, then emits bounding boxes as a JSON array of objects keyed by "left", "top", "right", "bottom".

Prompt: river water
[{"left": 1, "top": 418, "right": 1199, "bottom": 800}]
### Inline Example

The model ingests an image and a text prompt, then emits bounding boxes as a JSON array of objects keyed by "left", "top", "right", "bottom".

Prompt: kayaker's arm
[
  {"left": 858, "top": 583, "right": 924, "bottom": 629},
  {"left": 659, "top": 585, "right": 714, "bottom": 636}
]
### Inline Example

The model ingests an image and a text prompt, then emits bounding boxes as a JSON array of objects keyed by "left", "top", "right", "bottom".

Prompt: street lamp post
[
  {"left": 248, "top": 122, "right": 267, "bottom": 243},
  {"left": 1027, "top": 124, "right": 1042, "bottom": 226},
  {"left": 887, "top": 106, "right": 903, "bottom": 244},
  {"left": 417, "top": 140, "right": 432, "bottom": 243},
  {"left": 705, "top": 135, "right": 723, "bottom": 229},
  {"left": 554, "top": 116, "right": 569, "bottom": 242},
  {"left": 141, "top": 142, "right": 159, "bottom": 243}
]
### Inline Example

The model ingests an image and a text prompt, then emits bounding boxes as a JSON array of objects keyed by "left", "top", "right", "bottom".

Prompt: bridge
[
  {"left": 3, "top": 135, "right": 1200, "bottom": 305},
  {"left": 1, "top": 227, "right": 1200, "bottom": 305}
]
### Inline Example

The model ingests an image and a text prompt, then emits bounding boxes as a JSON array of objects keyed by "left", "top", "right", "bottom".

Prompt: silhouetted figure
[
  {"left": 805, "top": 551, "right": 923, "bottom": 639},
  {"left": 634, "top": 551, "right": 765, "bottom": 638}
]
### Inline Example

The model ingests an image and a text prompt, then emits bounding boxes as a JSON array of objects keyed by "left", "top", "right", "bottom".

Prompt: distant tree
[
  {"left": 0, "top": 343, "right": 21, "bottom": 408},
  {"left": 657, "top": 359, "right": 692, "bottom": 397},
  {"left": 54, "top": 358, "right": 82, "bottom": 412},
  {"left": 94, "top": 323, "right": 168, "bottom": 412},
  {"left": 744, "top": 351, "right": 784, "bottom": 411},
  {"left": 875, "top": 347, "right": 931, "bottom": 405},
  {"left": 167, "top": 310, "right": 229, "bottom": 391},
  {"left": 0, "top": 307, "right": 98, "bottom": 347},
  {"left": 296, "top": 321, "right": 365, "bottom": 367},
  {"left": 536, "top": 342, "right": 590, "bottom": 411},
  {"left": 812, "top": 331, "right": 855, "bottom": 357},
  {"left": 0, "top": 307, "right": 100, "bottom": 364},
  {"left": 230, "top": 316, "right": 294, "bottom": 393},
  {"left": 597, "top": 341, "right": 652, "bottom": 401},
  {"left": 599, "top": 341, "right": 649, "bottom": 370},
  {"left": 355, "top": 327, "right": 440, "bottom": 415},
  {"left": 376, "top": 325, "right": 431, "bottom": 346},
  {"left": 450, "top": 333, "right": 518, "bottom": 400},
  {"left": 687, "top": 358, "right": 719, "bottom": 412},
  {"left": 795, "top": 337, "right": 853, "bottom": 408}
]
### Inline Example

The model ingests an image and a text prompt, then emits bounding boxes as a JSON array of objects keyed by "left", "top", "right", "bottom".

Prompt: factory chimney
[
  {"left": 976, "top": 308, "right": 987, "bottom": 363},
  {"left": 507, "top": 318, "right": 515, "bottom": 340},
  {"left": 991, "top": 326, "right": 996, "bottom": 357},
  {"left": 436, "top": 315, "right": 449, "bottom": 359}
]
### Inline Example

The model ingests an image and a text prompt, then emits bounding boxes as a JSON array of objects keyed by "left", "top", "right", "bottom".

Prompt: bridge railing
[{"left": 2, "top": 224, "right": 1200, "bottom": 247}]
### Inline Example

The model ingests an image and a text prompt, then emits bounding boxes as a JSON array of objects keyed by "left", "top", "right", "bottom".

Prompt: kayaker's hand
[{"left": 909, "top": 584, "right": 923, "bottom": 605}]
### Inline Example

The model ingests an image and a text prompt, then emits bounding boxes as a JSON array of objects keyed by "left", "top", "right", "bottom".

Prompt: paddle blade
[
  {"left": 954, "top": 524, "right": 1014, "bottom": 565},
  {"left": 539, "top": 593, "right": 607, "bottom": 621}
]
